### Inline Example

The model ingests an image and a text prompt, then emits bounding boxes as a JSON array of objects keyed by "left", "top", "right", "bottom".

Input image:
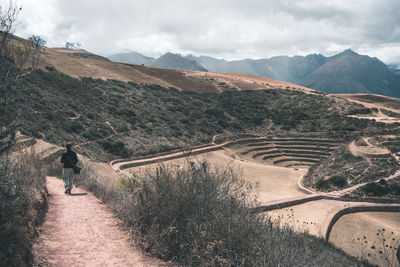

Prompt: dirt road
[{"left": 33, "top": 176, "right": 161, "bottom": 267}]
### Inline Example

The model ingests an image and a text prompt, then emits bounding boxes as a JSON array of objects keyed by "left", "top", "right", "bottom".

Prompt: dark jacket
[{"left": 61, "top": 150, "right": 78, "bottom": 168}]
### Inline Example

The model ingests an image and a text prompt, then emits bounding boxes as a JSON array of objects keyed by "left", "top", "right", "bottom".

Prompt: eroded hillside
[{"left": 34, "top": 41, "right": 312, "bottom": 93}]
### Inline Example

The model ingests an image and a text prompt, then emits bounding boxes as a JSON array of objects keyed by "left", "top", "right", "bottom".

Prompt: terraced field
[
  {"left": 117, "top": 136, "right": 342, "bottom": 204},
  {"left": 228, "top": 137, "right": 341, "bottom": 168},
  {"left": 113, "top": 134, "right": 400, "bottom": 266},
  {"left": 330, "top": 212, "right": 400, "bottom": 267},
  {"left": 267, "top": 201, "right": 400, "bottom": 266}
]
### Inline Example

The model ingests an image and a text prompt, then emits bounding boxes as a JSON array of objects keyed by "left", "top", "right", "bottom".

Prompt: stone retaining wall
[
  {"left": 118, "top": 146, "right": 223, "bottom": 170},
  {"left": 253, "top": 195, "right": 325, "bottom": 212},
  {"left": 273, "top": 158, "right": 319, "bottom": 164}
]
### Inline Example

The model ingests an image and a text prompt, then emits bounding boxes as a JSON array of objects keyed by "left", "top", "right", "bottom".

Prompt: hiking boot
[
  {"left": 64, "top": 188, "right": 69, "bottom": 194},
  {"left": 67, "top": 189, "right": 71, "bottom": 194}
]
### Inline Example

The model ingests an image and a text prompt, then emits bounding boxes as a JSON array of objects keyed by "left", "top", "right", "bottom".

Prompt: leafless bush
[
  {"left": 0, "top": 1, "right": 44, "bottom": 154},
  {"left": 0, "top": 148, "right": 47, "bottom": 266}
]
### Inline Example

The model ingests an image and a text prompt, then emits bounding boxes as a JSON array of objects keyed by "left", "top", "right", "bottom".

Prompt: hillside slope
[
  {"left": 15, "top": 65, "right": 394, "bottom": 162},
  {"left": 38, "top": 45, "right": 309, "bottom": 93},
  {"left": 52, "top": 48, "right": 111, "bottom": 62}
]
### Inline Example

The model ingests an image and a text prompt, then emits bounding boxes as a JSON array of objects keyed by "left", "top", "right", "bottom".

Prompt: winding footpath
[{"left": 33, "top": 176, "right": 161, "bottom": 267}]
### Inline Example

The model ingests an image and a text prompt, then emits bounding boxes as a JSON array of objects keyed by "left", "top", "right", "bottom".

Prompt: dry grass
[
  {"left": 0, "top": 148, "right": 47, "bottom": 266},
  {"left": 5, "top": 33, "right": 309, "bottom": 94}
]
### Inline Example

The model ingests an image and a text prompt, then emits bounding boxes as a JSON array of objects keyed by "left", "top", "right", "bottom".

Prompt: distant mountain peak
[
  {"left": 153, "top": 52, "right": 208, "bottom": 72},
  {"left": 339, "top": 49, "right": 358, "bottom": 56},
  {"left": 162, "top": 52, "right": 176, "bottom": 56},
  {"left": 108, "top": 51, "right": 155, "bottom": 65},
  {"left": 159, "top": 52, "right": 182, "bottom": 59}
]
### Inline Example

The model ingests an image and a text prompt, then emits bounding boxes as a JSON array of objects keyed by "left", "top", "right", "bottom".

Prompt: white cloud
[{"left": 12, "top": 0, "right": 400, "bottom": 63}]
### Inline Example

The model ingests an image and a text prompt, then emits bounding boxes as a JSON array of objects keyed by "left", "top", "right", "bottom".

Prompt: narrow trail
[{"left": 33, "top": 176, "right": 161, "bottom": 267}]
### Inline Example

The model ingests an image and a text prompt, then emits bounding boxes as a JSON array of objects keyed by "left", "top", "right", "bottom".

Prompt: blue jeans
[{"left": 62, "top": 168, "right": 75, "bottom": 190}]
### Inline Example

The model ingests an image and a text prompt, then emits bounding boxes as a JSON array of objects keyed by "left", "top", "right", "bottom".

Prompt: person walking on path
[{"left": 61, "top": 142, "right": 78, "bottom": 194}]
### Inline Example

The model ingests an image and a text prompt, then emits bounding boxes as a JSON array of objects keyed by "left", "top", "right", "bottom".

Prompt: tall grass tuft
[{"left": 0, "top": 148, "right": 47, "bottom": 266}]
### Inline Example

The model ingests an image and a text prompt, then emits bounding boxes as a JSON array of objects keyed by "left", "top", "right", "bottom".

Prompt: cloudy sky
[{"left": 12, "top": 0, "right": 400, "bottom": 64}]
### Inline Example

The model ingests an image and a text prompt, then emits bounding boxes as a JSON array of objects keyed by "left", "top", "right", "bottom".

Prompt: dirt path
[{"left": 33, "top": 176, "right": 161, "bottom": 267}]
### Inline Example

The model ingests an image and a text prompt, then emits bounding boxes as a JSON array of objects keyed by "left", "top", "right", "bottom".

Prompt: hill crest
[{"left": 29, "top": 41, "right": 312, "bottom": 93}]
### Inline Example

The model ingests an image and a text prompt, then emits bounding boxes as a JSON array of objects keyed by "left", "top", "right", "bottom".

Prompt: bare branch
[{"left": 0, "top": 1, "right": 42, "bottom": 154}]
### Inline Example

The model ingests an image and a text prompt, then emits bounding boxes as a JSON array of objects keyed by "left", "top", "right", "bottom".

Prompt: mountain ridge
[
  {"left": 152, "top": 52, "right": 208, "bottom": 71},
  {"left": 108, "top": 50, "right": 400, "bottom": 97},
  {"left": 107, "top": 51, "right": 208, "bottom": 72}
]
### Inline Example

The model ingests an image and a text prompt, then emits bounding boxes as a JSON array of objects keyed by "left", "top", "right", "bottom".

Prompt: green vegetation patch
[{"left": 347, "top": 177, "right": 400, "bottom": 201}]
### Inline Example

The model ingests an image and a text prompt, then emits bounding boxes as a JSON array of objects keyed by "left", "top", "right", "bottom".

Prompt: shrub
[
  {"left": 0, "top": 148, "right": 47, "bottom": 266},
  {"left": 99, "top": 140, "right": 130, "bottom": 158},
  {"left": 329, "top": 175, "right": 347, "bottom": 188},
  {"left": 349, "top": 176, "right": 400, "bottom": 200},
  {"left": 355, "top": 138, "right": 368, "bottom": 146},
  {"left": 316, "top": 179, "right": 330, "bottom": 190},
  {"left": 361, "top": 182, "right": 389, "bottom": 196},
  {"left": 118, "top": 172, "right": 140, "bottom": 193}
]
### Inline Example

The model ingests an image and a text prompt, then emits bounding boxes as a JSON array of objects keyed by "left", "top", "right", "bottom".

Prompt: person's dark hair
[{"left": 65, "top": 142, "right": 72, "bottom": 150}]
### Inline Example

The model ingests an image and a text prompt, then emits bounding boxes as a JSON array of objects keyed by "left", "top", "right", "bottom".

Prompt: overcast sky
[{"left": 12, "top": 0, "right": 400, "bottom": 64}]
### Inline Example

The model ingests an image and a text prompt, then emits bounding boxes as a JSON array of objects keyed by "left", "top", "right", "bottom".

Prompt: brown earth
[
  {"left": 40, "top": 47, "right": 312, "bottom": 93},
  {"left": 33, "top": 176, "right": 162, "bottom": 267},
  {"left": 348, "top": 137, "right": 390, "bottom": 157},
  {"left": 335, "top": 93, "right": 400, "bottom": 114},
  {"left": 337, "top": 94, "right": 400, "bottom": 105}
]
